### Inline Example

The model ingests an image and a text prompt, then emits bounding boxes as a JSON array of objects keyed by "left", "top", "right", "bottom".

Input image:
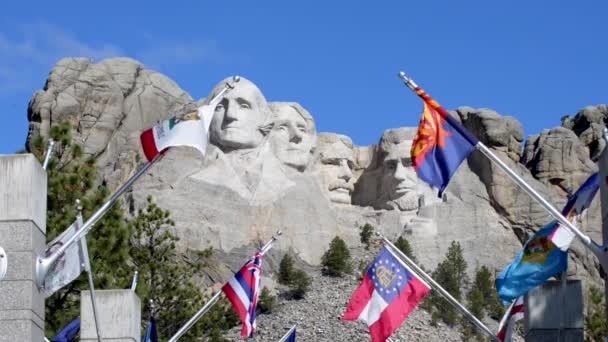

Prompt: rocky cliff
[{"left": 26, "top": 58, "right": 605, "bottom": 340}]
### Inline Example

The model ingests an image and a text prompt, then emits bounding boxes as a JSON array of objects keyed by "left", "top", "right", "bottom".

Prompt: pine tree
[
  {"left": 289, "top": 269, "right": 312, "bottom": 299},
  {"left": 429, "top": 241, "right": 468, "bottom": 326},
  {"left": 394, "top": 236, "right": 418, "bottom": 263},
  {"left": 322, "top": 236, "right": 352, "bottom": 277},
  {"left": 257, "top": 287, "right": 276, "bottom": 314},
  {"left": 359, "top": 223, "right": 374, "bottom": 249},
  {"left": 473, "top": 266, "right": 504, "bottom": 319},
  {"left": 32, "top": 123, "right": 131, "bottom": 336},
  {"left": 129, "top": 196, "right": 237, "bottom": 340},
  {"left": 278, "top": 253, "right": 295, "bottom": 285},
  {"left": 585, "top": 286, "right": 608, "bottom": 341}
]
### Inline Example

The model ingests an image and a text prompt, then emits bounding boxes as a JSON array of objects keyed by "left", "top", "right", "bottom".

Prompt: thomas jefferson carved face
[
  {"left": 313, "top": 134, "right": 355, "bottom": 204},
  {"left": 268, "top": 102, "right": 317, "bottom": 172},
  {"left": 208, "top": 78, "right": 271, "bottom": 151},
  {"left": 378, "top": 129, "right": 419, "bottom": 211}
]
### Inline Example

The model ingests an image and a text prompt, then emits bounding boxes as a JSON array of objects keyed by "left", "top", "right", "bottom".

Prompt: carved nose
[
  {"left": 393, "top": 163, "right": 407, "bottom": 181},
  {"left": 289, "top": 128, "right": 303, "bottom": 144},
  {"left": 338, "top": 159, "right": 352, "bottom": 181},
  {"left": 224, "top": 102, "right": 239, "bottom": 121}
]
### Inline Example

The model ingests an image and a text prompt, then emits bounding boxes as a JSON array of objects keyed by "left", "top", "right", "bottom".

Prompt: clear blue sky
[{"left": 1, "top": 1, "right": 607, "bottom": 154}]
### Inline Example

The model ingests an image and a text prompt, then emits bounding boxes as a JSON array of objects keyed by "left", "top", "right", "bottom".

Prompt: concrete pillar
[
  {"left": 524, "top": 280, "right": 583, "bottom": 342},
  {"left": 598, "top": 137, "right": 608, "bottom": 314},
  {"left": 0, "top": 154, "right": 47, "bottom": 341},
  {"left": 81, "top": 289, "right": 141, "bottom": 341}
]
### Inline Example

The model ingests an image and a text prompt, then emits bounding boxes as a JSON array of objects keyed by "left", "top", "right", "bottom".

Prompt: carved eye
[
  {"left": 278, "top": 124, "right": 288, "bottom": 132},
  {"left": 402, "top": 158, "right": 413, "bottom": 167},
  {"left": 239, "top": 102, "right": 251, "bottom": 109},
  {"left": 215, "top": 104, "right": 224, "bottom": 112},
  {"left": 297, "top": 125, "right": 307, "bottom": 133},
  {"left": 385, "top": 160, "right": 397, "bottom": 171}
]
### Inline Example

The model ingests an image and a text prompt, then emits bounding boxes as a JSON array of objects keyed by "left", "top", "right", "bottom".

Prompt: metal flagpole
[
  {"left": 496, "top": 300, "right": 515, "bottom": 335},
  {"left": 277, "top": 325, "right": 296, "bottom": 342},
  {"left": 77, "top": 200, "right": 103, "bottom": 342},
  {"left": 381, "top": 235, "right": 501, "bottom": 342},
  {"left": 35, "top": 77, "right": 240, "bottom": 289},
  {"left": 168, "top": 231, "right": 282, "bottom": 342},
  {"left": 131, "top": 270, "right": 139, "bottom": 291},
  {"left": 42, "top": 139, "right": 55, "bottom": 170},
  {"left": 398, "top": 71, "right": 608, "bottom": 272}
]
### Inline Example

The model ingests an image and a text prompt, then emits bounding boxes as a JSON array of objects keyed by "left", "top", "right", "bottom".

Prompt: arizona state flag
[{"left": 411, "top": 89, "right": 479, "bottom": 196}]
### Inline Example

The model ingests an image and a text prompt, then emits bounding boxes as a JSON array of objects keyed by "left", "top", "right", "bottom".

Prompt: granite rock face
[
  {"left": 26, "top": 59, "right": 606, "bottom": 335},
  {"left": 27, "top": 57, "right": 193, "bottom": 188}
]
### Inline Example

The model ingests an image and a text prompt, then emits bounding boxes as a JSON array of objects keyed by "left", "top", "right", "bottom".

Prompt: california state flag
[{"left": 140, "top": 104, "right": 215, "bottom": 161}]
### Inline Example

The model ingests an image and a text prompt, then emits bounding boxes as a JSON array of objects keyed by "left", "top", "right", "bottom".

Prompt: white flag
[
  {"left": 139, "top": 104, "right": 216, "bottom": 162},
  {"left": 43, "top": 222, "right": 87, "bottom": 298}
]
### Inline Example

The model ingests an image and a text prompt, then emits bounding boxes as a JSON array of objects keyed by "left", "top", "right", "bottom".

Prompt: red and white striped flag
[
  {"left": 497, "top": 296, "right": 524, "bottom": 342},
  {"left": 140, "top": 104, "right": 216, "bottom": 162},
  {"left": 222, "top": 251, "right": 264, "bottom": 337}
]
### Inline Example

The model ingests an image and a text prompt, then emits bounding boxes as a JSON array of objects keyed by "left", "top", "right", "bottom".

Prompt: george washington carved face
[{"left": 208, "top": 77, "right": 271, "bottom": 152}]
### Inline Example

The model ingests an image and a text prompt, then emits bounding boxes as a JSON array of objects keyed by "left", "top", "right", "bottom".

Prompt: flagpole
[
  {"left": 36, "top": 76, "right": 241, "bottom": 289},
  {"left": 381, "top": 236, "right": 501, "bottom": 342},
  {"left": 42, "top": 139, "right": 55, "bottom": 170},
  {"left": 35, "top": 152, "right": 163, "bottom": 288},
  {"left": 277, "top": 325, "right": 296, "bottom": 342},
  {"left": 77, "top": 201, "right": 103, "bottom": 342},
  {"left": 168, "top": 231, "right": 281, "bottom": 342},
  {"left": 131, "top": 270, "right": 139, "bottom": 291},
  {"left": 496, "top": 299, "right": 515, "bottom": 335},
  {"left": 398, "top": 72, "right": 608, "bottom": 266}
]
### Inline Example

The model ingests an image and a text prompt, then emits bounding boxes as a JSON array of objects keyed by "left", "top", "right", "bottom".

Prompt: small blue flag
[
  {"left": 496, "top": 222, "right": 568, "bottom": 303},
  {"left": 496, "top": 172, "right": 599, "bottom": 303},
  {"left": 143, "top": 317, "right": 158, "bottom": 342},
  {"left": 283, "top": 327, "right": 296, "bottom": 342},
  {"left": 51, "top": 318, "right": 80, "bottom": 342}
]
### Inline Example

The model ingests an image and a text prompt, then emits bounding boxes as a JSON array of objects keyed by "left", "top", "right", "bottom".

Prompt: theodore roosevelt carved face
[{"left": 312, "top": 133, "right": 355, "bottom": 204}]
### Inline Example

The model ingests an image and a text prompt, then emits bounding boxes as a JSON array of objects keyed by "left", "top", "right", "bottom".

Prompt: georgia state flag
[{"left": 343, "top": 246, "right": 430, "bottom": 342}]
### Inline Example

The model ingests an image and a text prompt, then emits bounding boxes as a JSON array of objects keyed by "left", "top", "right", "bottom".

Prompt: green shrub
[
  {"left": 289, "top": 269, "right": 312, "bottom": 300},
  {"left": 359, "top": 223, "right": 374, "bottom": 249},
  {"left": 322, "top": 236, "right": 352, "bottom": 277},
  {"left": 257, "top": 287, "right": 276, "bottom": 314},
  {"left": 279, "top": 253, "right": 295, "bottom": 285}
]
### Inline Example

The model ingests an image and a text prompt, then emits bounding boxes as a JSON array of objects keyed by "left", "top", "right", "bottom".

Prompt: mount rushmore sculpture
[{"left": 26, "top": 58, "right": 603, "bottom": 286}]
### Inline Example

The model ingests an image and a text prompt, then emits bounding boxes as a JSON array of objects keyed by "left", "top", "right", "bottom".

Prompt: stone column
[
  {"left": 598, "top": 137, "right": 608, "bottom": 313},
  {"left": 0, "top": 154, "right": 47, "bottom": 341},
  {"left": 80, "top": 290, "right": 141, "bottom": 342},
  {"left": 524, "top": 280, "right": 583, "bottom": 342}
]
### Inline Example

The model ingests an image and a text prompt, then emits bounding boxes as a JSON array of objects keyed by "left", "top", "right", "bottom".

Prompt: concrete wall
[
  {"left": 0, "top": 154, "right": 47, "bottom": 341},
  {"left": 81, "top": 290, "right": 141, "bottom": 342},
  {"left": 525, "top": 280, "right": 583, "bottom": 342}
]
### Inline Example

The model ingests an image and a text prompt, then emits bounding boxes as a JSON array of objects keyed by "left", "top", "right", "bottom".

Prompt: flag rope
[
  {"left": 398, "top": 71, "right": 608, "bottom": 273},
  {"left": 381, "top": 235, "right": 501, "bottom": 342},
  {"left": 168, "top": 231, "right": 281, "bottom": 342}
]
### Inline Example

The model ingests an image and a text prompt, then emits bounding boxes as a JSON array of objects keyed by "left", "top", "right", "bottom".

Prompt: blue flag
[
  {"left": 284, "top": 327, "right": 296, "bottom": 342},
  {"left": 143, "top": 317, "right": 158, "bottom": 342},
  {"left": 411, "top": 88, "right": 478, "bottom": 196},
  {"left": 51, "top": 318, "right": 80, "bottom": 342},
  {"left": 496, "top": 172, "right": 599, "bottom": 303},
  {"left": 496, "top": 222, "right": 568, "bottom": 303}
]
